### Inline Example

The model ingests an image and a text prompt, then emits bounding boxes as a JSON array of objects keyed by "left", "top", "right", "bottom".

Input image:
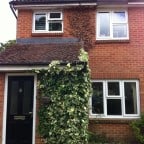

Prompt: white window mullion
[
  {"left": 121, "top": 81, "right": 125, "bottom": 117},
  {"left": 46, "top": 13, "right": 49, "bottom": 32},
  {"left": 33, "top": 11, "right": 63, "bottom": 33},
  {"left": 96, "top": 9, "right": 129, "bottom": 40},
  {"left": 96, "top": 12, "right": 100, "bottom": 39},
  {"left": 103, "top": 81, "right": 107, "bottom": 117},
  {"left": 105, "top": 81, "right": 108, "bottom": 117},
  {"left": 110, "top": 11, "right": 113, "bottom": 39},
  {"left": 136, "top": 81, "right": 140, "bottom": 116},
  {"left": 90, "top": 80, "right": 140, "bottom": 118},
  {"left": 89, "top": 96, "right": 92, "bottom": 116},
  {"left": 32, "top": 14, "right": 36, "bottom": 32}
]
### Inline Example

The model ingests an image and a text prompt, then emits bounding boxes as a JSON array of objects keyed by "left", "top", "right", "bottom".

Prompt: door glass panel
[
  {"left": 107, "top": 99, "right": 122, "bottom": 115},
  {"left": 23, "top": 80, "right": 32, "bottom": 114},
  {"left": 124, "top": 82, "right": 137, "bottom": 114},
  {"left": 108, "top": 82, "right": 120, "bottom": 96},
  {"left": 92, "top": 82, "right": 104, "bottom": 114},
  {"left": 10, "top": 81, "right": 19, "bottom": 115}
]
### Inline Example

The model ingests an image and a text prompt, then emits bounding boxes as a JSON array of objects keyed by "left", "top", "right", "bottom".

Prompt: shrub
[
  {"left": 88, "top": 131, "right": 109, "bottom": 144},
  {"left": 35, "top": 49, "right": 92, "bottom": 144},
  {"left": 130, "top": 114, "right": 144, "bottom": 144}
]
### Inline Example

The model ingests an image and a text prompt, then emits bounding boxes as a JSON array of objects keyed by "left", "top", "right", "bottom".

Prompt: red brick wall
[
  {"left": 16, "top": 7, "right": 144, "bottom": 143},
  {"left": 17, "top": 10, "right": 33, "bottom": 38},
  {"left": 17, "top": 9, "right": 74, "bottom": 38},
  {"left": 88, "top": 7, "right": 144, "bottom": 142},
  {"left": 89, "top": 120, "right": 135, "bottom": 143}
]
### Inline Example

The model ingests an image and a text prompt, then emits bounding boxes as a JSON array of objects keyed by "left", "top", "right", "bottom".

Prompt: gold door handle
[{"left": 14, "top": 116, "right": 25, "bottom": 120}]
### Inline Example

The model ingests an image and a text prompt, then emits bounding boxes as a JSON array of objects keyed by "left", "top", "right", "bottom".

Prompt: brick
[{"left": 9, "top": 6, "right": 144, "bottom": 143}]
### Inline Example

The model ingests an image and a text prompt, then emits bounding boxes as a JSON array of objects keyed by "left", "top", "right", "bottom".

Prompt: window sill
[
  {"left": 31, "top": 32, "right": 63, "bottom": 37},
  {"left": 95, "top": 39, "right": 130, "bottom": 44},
  {"left": 89, "top": 118, "right": 139, "bottom": 124}
]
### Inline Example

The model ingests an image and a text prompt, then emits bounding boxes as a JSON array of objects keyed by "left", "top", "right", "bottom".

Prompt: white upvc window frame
[
  {"left": 90, "top": 80, "right": 140, "bottom": 119},
  {"left": 33, "top": 11, "right": 63, "bottom": 33},
  {"left": 96, "top": 9, "right": 129, "bottom": 40}
]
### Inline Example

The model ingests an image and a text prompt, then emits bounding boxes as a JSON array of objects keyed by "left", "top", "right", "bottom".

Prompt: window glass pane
[
  {"left": 124, "top": 82, "right": 137, "bottom": 114},
  {"left": 23, "top": 80, "right": 32, "bottom": 115},
  {"left": 92, "top": 82, "right": 104, "bottom": 114},
  {"left": 35, "top": 14, "right": 46, "bottom": 30},
  {"left": 113, "top": 12, "right": 126, "bottom": 23},
  {"left": 113, "top": 24, "right": 127, "bottom": 38},
  {"left": 107, "top": 99, "right": 122, "bottom": 115},
  {"left": 98, "top": 12, "right": 110, "bottom": 37},
  {"left": 108, "top": 82, "right": 120, "bottom": 96},
  {"left": 50, "top": 13, "right": 61, "bottom": 19},
  {"left": 10, "top": 81, "right": 19, "bottom": 115},
  {"left": 49, "top": 21, "right": 62, "bottom": 31}
]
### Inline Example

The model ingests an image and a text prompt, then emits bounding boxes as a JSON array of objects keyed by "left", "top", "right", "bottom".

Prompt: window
[
  {"left": 33, "top": 12, "right": 63, "bottom": 33},
  {"left": 96, "top": 10, "right": 129, "bottom": 40},
  {"left": 90, "top": 80, "right": 140, "bottom": 118}
]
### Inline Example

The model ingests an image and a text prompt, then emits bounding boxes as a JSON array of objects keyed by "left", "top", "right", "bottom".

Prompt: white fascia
[
  {"left": 128, "top": 2, "right": 144, "bottom": 7},
  {"left": 14, "top": 3, "right": 97, "bottom": 10},
  {"left": 0, "top": 66, "right": 49, "bottom": 72}
]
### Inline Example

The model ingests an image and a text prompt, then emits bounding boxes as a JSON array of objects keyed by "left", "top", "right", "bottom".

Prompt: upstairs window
[
  {"left": 96, "top": 10, "right": 129, "bottom": 40},
  {"left": 33, "top": 12, "right": 63, "bottom": 33},
  {"left": 90, "top": 80, "right": 140, "bottom": 118}
]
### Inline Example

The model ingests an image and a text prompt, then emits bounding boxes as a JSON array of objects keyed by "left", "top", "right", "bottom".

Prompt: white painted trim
[
  {"left": 33, "top": 74, "right": 37, "bottom": 144},
  {"left": 33, "top": 11, "right": 63, "bottom": 33},
  {"left": 14, "top": 3, "right": 97, "bottom": 9},
  {"left": 96, "top": 9, "right": 129, "bottom": 40},
  {"left": 89, "top": 79, "right": 140, "bottom": 119},
  {"left": 2, "top": 73, "right": 37, "bottom": 144},
  {"left": 2, "top": 74, "right": 8, "bottom": 144},
  {"left": 0, "top": 66, "right": 49, "bottom": 71},
  {"left": 128, "top": 2, "right": 144, "bottom": 5}
]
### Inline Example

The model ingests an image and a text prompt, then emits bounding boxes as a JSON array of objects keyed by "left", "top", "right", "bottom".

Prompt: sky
[{"left": 0, "top": 0, "right": 16, "bottom": 43}]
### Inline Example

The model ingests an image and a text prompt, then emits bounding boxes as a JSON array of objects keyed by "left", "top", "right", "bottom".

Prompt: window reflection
[
  {"left": 108, "top": 82, "right": 120, "bottom": 96},
  {"left": 124, "top": 82, "right": 137, "bottom": 114},
  {"left": 10, "top": 81, "right": 19, "bottom": 115},
  {"left": 99, "top": 12, "right": 110, "bottom": 37},
  {"left": 97, "top": 11, "right": 128, "bottom": 39},
  {"left": 34, "top": 12, "right": 63, "bottom": 32},
  {"left": 107, "top": 99, "right": 122, "bottom": 115},
  {"left": 113, "top": 24, "right": 127, "bottom": 38},
  {"left": 50, "top": 13, "right": 61, "bottom": 19},
  {"left": 113, "top": 12, "right": 126, "bottom": 22},
  {"left": 92, "top": 82, "right": 104, "bottom": 114},
  {"left": 23, "top": 80, "right": 32, "bottom": 115},
  {"left": 49, "top": 21, "right": 62, "bottom": 31},
  {"left": 35, "top": 14, "right": 46, "bottom": 30}
]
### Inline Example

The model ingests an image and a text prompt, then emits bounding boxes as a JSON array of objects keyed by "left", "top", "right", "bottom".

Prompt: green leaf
[{"left": 35, "top": 48, "right": 92, "bottom": 144}]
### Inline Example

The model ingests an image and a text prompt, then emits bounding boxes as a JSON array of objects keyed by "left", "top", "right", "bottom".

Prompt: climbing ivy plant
[
  {"left": 35, "top": 48, "right": 92, "bottom": 144},
  {"left": 67, "top": 7, "right": 95, "bottom": 51}
]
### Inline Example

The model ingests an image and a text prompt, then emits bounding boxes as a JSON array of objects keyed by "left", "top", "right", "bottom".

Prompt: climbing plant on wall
[
  {"left": 35, "top": 48, "right": 92, "bottom": 144},
  {"left": 67, "top": 6, "right": 95, "bottom": 51}
]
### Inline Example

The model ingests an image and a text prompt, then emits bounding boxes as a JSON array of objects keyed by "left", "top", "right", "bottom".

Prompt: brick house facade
[{"left": 0, "top": 0, "right": 144, "bottom": 143}]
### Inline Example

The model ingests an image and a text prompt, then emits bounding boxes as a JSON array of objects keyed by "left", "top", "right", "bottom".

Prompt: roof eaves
[
  {"left": 9, "top": 0, "right": 97, "bottom": 5},
  {"left": 0, "top": 61, "right": 84, "bottom": 66},
  {"left": 128, "top": 0, "right": 144, "bottom": 5},
  {"left": 0, "top": 61, "right": 86, "bottom": 72}
]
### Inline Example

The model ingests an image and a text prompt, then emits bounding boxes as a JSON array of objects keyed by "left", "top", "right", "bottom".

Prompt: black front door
[{"left": 6, "top": 76, "right": 34, "bottom": 144}]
